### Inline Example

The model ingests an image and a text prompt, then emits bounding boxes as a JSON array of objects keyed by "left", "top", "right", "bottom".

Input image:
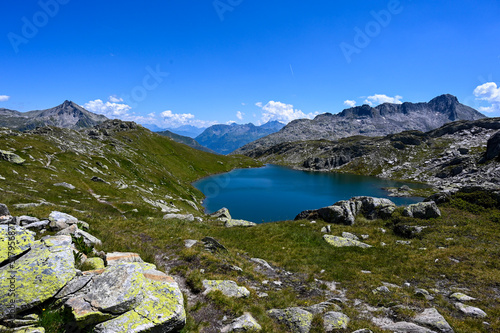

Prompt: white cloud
[
  {"left": 344, "top": 100, "right": 356, "bottom": 108},
  {"left": 160, "top": 110, "right": 195, "bottom": 125},
  {"left": 474, "top": 82, "right": 500, "bottom": 113},
  {"left": 257, "top": 101, "right": 317, "bottom": 124},
  {"left": 83, "top": 98, "right": 132, "bottom": 118},
  {"left": 364, "top": 94, "right": 403, "bottom": 106},
  {"left": 0, "top": 95, "right": 10, "bottom": 102},
  {"left": 255, "top": 102, "right": 263, "bottom": 108},
  {"left": 108, "top": 95, "right": 123, "bottom": 103},
  {"left": 236, "top": 111, "right": 244, "bottom": 120}
]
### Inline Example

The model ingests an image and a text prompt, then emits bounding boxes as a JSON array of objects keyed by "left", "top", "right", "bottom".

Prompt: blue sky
[{"left": 1, "top": 0, "right": 500, "bottom": 128}]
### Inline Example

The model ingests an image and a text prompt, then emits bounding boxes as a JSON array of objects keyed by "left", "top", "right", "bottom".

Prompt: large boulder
[
  {"left": 323, "top": 235, "right": 372, "bottom": 248},
  {"left": 323, "top": 311, "right": 350, "bottom": 331},
  {"left": 163, "top": 214, "right": 194, "bottom": 222},
  {"left": 0, "top": 203, "right": 10, "bottom": 216},
  {"left": 66, "top": 262, "right": 186, "bottom": 332},
  {"left": 268, "top": 307, "right": 313, "bottom": 333},
  {"left": 0, "top": 235, "right": 77, "bottom": 319},
  {"left": 0, "top": 150, "right": 25, "bottom": 164},
  {"left": 0, "top": 225, "right": 35, "bottom": 263},
  {"left": 295, "top": 197, "right": 395, "bottom": 225},
  {"left": 221, "top": 312, "right": 262, "bottom": 332},
  {"left": 225, "top": 219, "right": 257, "bottom": 227},
  {"left": 414, "top": 308, "right": 454, "bottom": 333},
  {"left": 211, "top": 207, "right": 232, "bottom": 222},
  {"left": 403, "top": 201, "right": 441, "bottom": 219}
]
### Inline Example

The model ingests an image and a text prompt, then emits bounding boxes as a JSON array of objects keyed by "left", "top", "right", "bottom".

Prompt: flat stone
[
  {"left": 49, "top": 211, "right": 78, "bottom": 226},
  {"left": 323, "top": 235, "right": 372, "bottom": 248},
  {"left": 414, "top": 308, "right": 454, "bottom": 333},
  {"left": 54, "top": 182, "right": 76, "bottom": 190},
  {"left": 221, "top": 312, "right": 262, "bottom": 332},
  {"left": 106, "top": 252, "right": 144, "bottom": 266},
  {"left": 202, "top": 280, "right": 250, "bottom": 298},
  {"left": 56, "top": 224, "right": 79, "bottom": 236},
  {"left": 184, "top": 239, "right": 198, "bottom": 248},
  {"left": 0, "top": 149, "right": 25, "bottom": 164},
  {"left": 23, "top": 220, "right": 50, "bottom": 230},
  {"left": 225, "top": 219, "right": 257, "bottom": 227},
  {"left": 324, "top": 311, "right": 350, "bottom": 331},
  {"left": 382, "top": 321, "right": 437, "bottom": 333},
  {"left": 342, "top": 232, "right": 359, "bottom": 240},
  {"left": 450, "top": 292, "right": 475, "bottom": 302},
  {"left": 163, "top": 213, "right": 194, "bottom": 222},
  {"left": 251, "top": 258, "right": 274, "bottom": 271},
  {"left": 18, "top": 216, "right": 39, "bottom": 225},
  {"left": 454, "top": 302, "right": 487, "bottom": 318}
]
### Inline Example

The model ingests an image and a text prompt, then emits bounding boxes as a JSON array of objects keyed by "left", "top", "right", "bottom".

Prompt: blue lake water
[{"left": 193, "top": 164, "right": 426, "bottom": 223}]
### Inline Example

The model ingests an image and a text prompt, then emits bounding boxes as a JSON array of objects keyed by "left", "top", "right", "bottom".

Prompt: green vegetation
[{"left": 1, "top": 124, "right": 499, "bottom": 332}]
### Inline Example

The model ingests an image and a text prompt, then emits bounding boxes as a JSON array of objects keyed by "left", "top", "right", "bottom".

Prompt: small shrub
[{"left": 71, "top": 235, "right": 94, "bottom": 256}]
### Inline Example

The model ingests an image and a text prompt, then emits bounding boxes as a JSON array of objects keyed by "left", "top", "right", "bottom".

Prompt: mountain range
[
  {"left": 156, "top": 130, "right": 216, "bottom": 154},
  {"left": 233, "top": 94, "right": 485, "bottom": 155},
  {"left": 0, "top": 100, "right": 107, "bottom": 131},
  {"left": 195, "top": 121, "right": 285, "bottom": 155}
]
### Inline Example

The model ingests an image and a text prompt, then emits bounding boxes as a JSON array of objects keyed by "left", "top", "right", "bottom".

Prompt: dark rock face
[
  {"left": 234, "top": 95, "right": 485, "bottom": 155},
  {"left": 485, "top": 131, "right": 500, "bottom": 161},
  {"left": 403, "top": 202, "right": 441, "bottom": 219}
]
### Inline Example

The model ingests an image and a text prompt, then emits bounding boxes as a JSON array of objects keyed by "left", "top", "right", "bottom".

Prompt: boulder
[
  {"left": 163, "top": 213, "right": 194, "bottom": 222},
  {"left": 381, "top": 321, "right": 437, "bottom": 333},
  {"left": 53, "top": 182, "right": 76, "bottom": 190},
  {"left": 211, "top": 207, "right": 232, "bottom": 222},
  {"left": 225, "top": 219, "right": 257, "bottom": 227},
  {"left": 184, "top": 239, "right": 198, "bottom": 248},
  {"left": 49, "top": 211, "right": 78, "bottom": 230},
  {"left": 202, "top": 280, "right": 250, "bottom": 298},
  {"left": 251, "top": 258, "right": 274, "bottom": 271},
  {"left": 66, "top": 262, "right": 186, "bottom": 332},
  {"left": 449, "top": 292, "right": 475, "bottom": 302},
  {"left": 403, "top": 201, "right": 441, "bottom": 219},
  {"left": 81, "top": 257, "right": 105, "bottom": 271},
  {"left": 295, "top": 196, "right": 396, "bottom": 225},
  {"left": 342, "top": 232, "right": 359, "bottom": 240},
  {"left": 424, "top": 192, "right": 451, "bottom": 204},
  {"left": 0, "top": 149, "right": 25, "bottom": 164},
  {"left": 0, "top": 203, "right": 9, "bottom": 216},
  {"left": 454, "top": 303, "right": 487, "bottom": 318},
  {"left": 202, "top": 237, "right": 228, "bottom": 253},
  {"left": 23, "top": 220, "right": 50, "bottom": 230},
  {"left": 0, "top": 235, "right": 77, "bottom": 319},
  {"left": 268, "top": 307, "right": 313, "bottom": 333},
  {"left": 56, "top": 224, "right": 79, "bottom": 236},
  {"left": 414, "top": 308, "right": 454, "bottom": 333},
  {"left": 0, "top": 225, "right": 35, "bottom": 263},
  {"left": 18, "top": 216, "right": 39, "bottom": 225},
  {"left": 323, "top": 311, "right": 350, "bottom": 331},
  {"left": 106, "top": 252, "right": 144, "bottom": 266},
  {"left": 74, "top": 229, "right": 102, "bottom": 247},
  {"left": 393, "top": 225, "right": 426, "bottom": 239},
  {"left": 221, "top": 312, "right": 262, "bottom": 332},
  {"left": 484, "top": 130, "right": 500, "bottom": 161},
  {"left": 323, "top": 235, "right": 372, "bottom": 248}
]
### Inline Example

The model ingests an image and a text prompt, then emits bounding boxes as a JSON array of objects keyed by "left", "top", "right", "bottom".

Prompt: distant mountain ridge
[
  {"left": 195, "top": 120, "right": 285, "bottom": 155},
  {"left": 233, "top": 94, "right": 485, "bottom": 155},
  {"left": 156, "top": 130, "right": 216, "bottom": 154},
  {"left": 0, "top": 100, "right": 108, "bottom": 131},
  {"left": 166, "top": 125, "right": 207, "bottom": 138}
]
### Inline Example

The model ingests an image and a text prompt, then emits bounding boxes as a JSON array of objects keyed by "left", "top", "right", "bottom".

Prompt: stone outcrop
[
  {"left": 323, "top": 311, "right": 350, "bottom": 331},
  {"left": 225, "top": 219, "right": 257, "bottom": 227},
  {"left": 268, "top": 307, "right": 313, "bottom": 333},
  {"left": 414, "top": 308, "right": 454, "bottom": 333},
  {"left": 221, "top": 312, "right": 262, "bottom": 332},
  {"left": 484, "top": 130, "right": 500, "bottom": 161},
  {"left": 403, "top": 201, "right": 441, "bottom": 219},
  {"left": 0, "top": 149, "right": 25, "bottom": 164},
  {"left": 295, "top": 196, "right": 396, "bottom": 225},
  {"left": 323, "top": 235, "right": 372, "bottom": 248},
  {"left": 202, "top": 280, "right": 250, "bottom": 298}
]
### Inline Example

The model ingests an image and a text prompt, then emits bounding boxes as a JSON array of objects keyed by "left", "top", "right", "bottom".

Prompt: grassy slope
[{"left": 1, "top": 126, "right": 499, "bottom": 332}]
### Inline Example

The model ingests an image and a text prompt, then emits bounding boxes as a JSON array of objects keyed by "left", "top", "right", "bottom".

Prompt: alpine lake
[{"left": 194, "top": 164, "right": 427, "bottom": 223}]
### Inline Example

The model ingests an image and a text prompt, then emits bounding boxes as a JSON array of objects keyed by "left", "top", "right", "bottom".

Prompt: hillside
[
  {"left": 1, "top": 119, "right": 499, "bottom": 332},
  {"left": 233, "top": 95, "right": 485, "bottom": 156},
  {"left": 196, "top": 121, "right": 285, "bottom": 155},
  {"left": 157, "top": 129, "right": 216, "bottom": 153},
  {"left": 0, "top": 100, "right": 108, "bottom": 131}
]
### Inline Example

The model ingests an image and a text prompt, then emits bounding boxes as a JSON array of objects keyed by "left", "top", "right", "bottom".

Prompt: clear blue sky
[{"left": 1, "top": 0, "right": 500, "bottom": 128}]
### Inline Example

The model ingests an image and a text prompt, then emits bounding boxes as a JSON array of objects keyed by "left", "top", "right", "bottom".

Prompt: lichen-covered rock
[
  {"left": 295, "top": 196, "right": 395, "bottom": 224},
  {"left": 81, "top": 257, "right": 105, "bottom": 271},
  {"left": 454, "top": 302, "right": 487, "bottom": 318},
  {"left": 0, "top": 235, "right": 76, "bottom": 319},
  {"left": 74, "top": 229, "right": 102, "bottom": 247},
  {"left": 49, "top": 211, "right": 78, "bottom": 226},
  {"left": 302, "top": 300, "right": 341, "bottom": 315},
  {"left": 106, "top": 252, "right": 144, "bottom": 266},
  {"left": 225, "top": 219, "right": 257, "bottom": 227},
  {"left": 202, "top": 280, "right": 250, "bottom": 298},
  {"left": 449, "top": 292, "right": 475, "bottom": 302},
  {"left": 268, "top": 307, "right": 313, "bottom": 333},
  {"left": 0, "top": 149, "right": 25, "bottom": 164},
  {"left": 381, "top": 321, "right": 437, "bottom": 333},
  {"left": 323, "top": 235, "right": 372, "bottom": 248},
  {"left": 323, "top": 311, "right": 350, "bottom": 331},
  {"left": 56, "top": 224, "right": 79, "bottom": 236},
  {"left": 221, "top": 312, "right": 262, "bottom": 332},
  {"left": 211, "top": 207, "right": 232, "bottom": 222},
  {"left": 163, "top": 213, "right": 194, "bottom": 222},
  {"left": 0, "top": 225, "right": 35, "bottom": 263},
  {"left": 403, "top": 201, "right": 441, "bottom": 219},
  {"left": 414, "top": 308, "right": 454, "bottom": 333}
]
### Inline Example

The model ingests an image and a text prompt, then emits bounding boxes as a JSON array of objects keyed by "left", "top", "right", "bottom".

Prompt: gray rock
[
  {"left": 163, "top": 213, "right": 194, "bottom": 222},
  {"left": 221, "top": 312, "right": 262, "bottom": 332},
  {"left": 449, "top": 292, "right": 475, "bottom": 302},
  {"left": 55, "top": 274, "right": 93, "bottom": 300},
  {"left": 302, "top": 300, "right": 341, "bottom": 315},
  {"left": 202, "top": 237, "right": 227, "bottom": 253},
  {"left": 202, "top": 280, "right": 250, "bottom": 298},
  {"left": 49, "top": 211, "right": 78, "bottom": 227},
  {"left": 352, "top": 330, "right": 373, "bottom": 333},
  {"left": 342, "top": 232, "right": 359, "bottom": 240},
  {"left": 56, "top": 224, "right": 79, "bottom": 236},
  {"left": 382, "top": 321, "right": 437, "bottom": 332},
  {"left": 0, "top": 235, "right": 76, "bottom": 319},
  {"left": 251, "top": 258, "right": 274, "bottom": 271},
  {"left": 106, "top": 252, "right": 144, "bottom": 266},
  {"left": 211, "top": 207, "right": 232, "bottom": 222},
  {"left": 0, "top": 203, "right": 9, "bottom": 216},
  {"left": 372, "top": 286, "right": 390, "bottom": 294},
  {"left": 54, "top": 182, "right": 76, "bottom": 190},
  {"left": 184, "top": 239, "right": 198, "bottom": 248},
  {"left": 415, "top": 288, "right": 434, "bottom": 301},
  {"left": 323, "top": 311, "right": 350, "bottom": 331},
  {"left": 74, "top": 229, "right": 102, "bottom": 247},
  {"left": 321, "top": 225, "right": 331, "bottom": 233},
  {"left": 0, "top": 149, "right": 25, "bottom": 164},
  {"left": 403, "top": 201, "right": 441, "bottom": 219},
  {"left": 454, "top": 302, "right": 487, "bottom": 318},
  {"left": 23, "top": 220, "right": 50, "bottom": 230},
  {"left": 414, "top": 308, "right": 454, "bottom": 333},
  {"left": 268, "top": 307, "right": 313, "bottom": 333},
  {"left": 323, "top": 235, "right": 372, "bottom": 248},
  {"left": 225, "top": 219, "right": 257, "bottom": 227},
  {"left": 484, "top": 130, "right": 500, "bottom": 161},
  {"left": 18, "top": 216, "right": 39, "bottom": 225}
]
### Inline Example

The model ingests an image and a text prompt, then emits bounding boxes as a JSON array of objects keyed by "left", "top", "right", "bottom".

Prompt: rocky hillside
[
  {"left": 242, "top": 117, "right": 500, "bottom": 191},
  {"left": 196, "top": 121, "right": 285, "bottom": 155},
  {"left": 233, "top": 95, "right": 485, "bottom": 156},
  {"left": 157, "top": 129, "right": 216, "bottom": 154},
  {"left": 0, "top": 100, "right": 108, "bottom": 131}
]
